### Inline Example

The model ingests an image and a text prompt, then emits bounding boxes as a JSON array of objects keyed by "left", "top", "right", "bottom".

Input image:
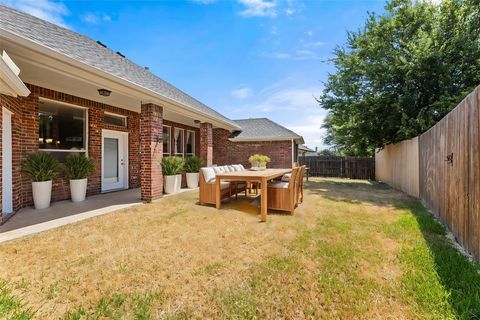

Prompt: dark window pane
[
  {"left": 41, "top": 151, "right": 86, "bottom": 163},
  {"left": 163, "top": 127, "right": 171, "bottom": 155},
  {"left": 186, "top": 131, "right": 194, "bottom": 154},
  {"left": 104, "top": 114, "right": 126, "bottom": 127},
  {"left": 39, "top": 102, "right": 86, "bottom": 150}
]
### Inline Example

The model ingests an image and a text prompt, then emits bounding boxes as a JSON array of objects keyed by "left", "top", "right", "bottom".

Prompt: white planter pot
[
  {"left": 176, "top": 174, "right": 182, "bottom": 193},
  {"left": 70, "top": 178, "right": 88, "bottom": 202},
  {"left": 164, "top": 174, "right": 181, "bottom": 194},
  {"left": 186, "top": 172, "right": 199, "bottom": 188},
  {"left": 32, "top": 180, "right": 52, "bottom": 210}
]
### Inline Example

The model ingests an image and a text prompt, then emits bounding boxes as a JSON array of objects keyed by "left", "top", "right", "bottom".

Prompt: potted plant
[
  {"left": 184, "top": 156, "right": 204, "bottom": 188},
  {"left": 64, "top": 153, "right": 95, "bottom": 202},
  {"left": 21, "top": 152, "right": 59, "bottom": 210},
  {"left": 248, "top": 154, "right": 271, "bottom": 171},
  {"left": 161, "top": 156, "right": 185, "bottom": 194}
]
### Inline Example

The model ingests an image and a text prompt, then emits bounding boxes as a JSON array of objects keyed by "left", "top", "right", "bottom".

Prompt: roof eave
[
  {"left": 1, "top": 28, "right": 241, "bottom": 131},
  {"left": 0, "top": 54, "right": 30, "bottom": 97}
]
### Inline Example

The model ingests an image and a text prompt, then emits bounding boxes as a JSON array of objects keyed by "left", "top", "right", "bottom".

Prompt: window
[
  {"left": 186, "top": 130, "right": 195, "bottom": 155},
  {"left": 104, "top": 113, "right": 127, "bottom": 127},
  {"left": 174, "top": 128, "right": 184, "bottom": 156},
  {"left": 39, "top": 101, "right": 87, "bottom": 161},
  {"left": 163, "top": 126, "right": 171, "bottom": 156}
]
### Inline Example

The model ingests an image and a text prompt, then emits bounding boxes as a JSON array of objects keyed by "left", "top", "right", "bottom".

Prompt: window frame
[
  {"left": 185, "top": 130, "right": 195, "bottom": 156},
  {"left": 173, "top": 128, "right": 185, "bottom": 157},
  {"left": 104, "top": 112, "right": 127, "bottom": 128},
  {"left": 38, "top": 98, "right": 89, "bottom": 157},
  {"left": 163, "top": 125, "right": 172, "bottom": 156}
]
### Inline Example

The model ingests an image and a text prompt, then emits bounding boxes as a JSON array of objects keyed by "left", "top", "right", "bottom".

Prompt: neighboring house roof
[
  {"left": 230, "top": 118, "right": 304, "bottom": 144},
  {"left": 0, "top": 5, "right": 241, "bottom": 130},
  {"left": 298, "top": 145, "right": 315, "bottom": 153}
]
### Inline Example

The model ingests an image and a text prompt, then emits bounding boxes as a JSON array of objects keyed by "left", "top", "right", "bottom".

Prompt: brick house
[{"left": 0, "top": 5, "right": 303, "bottom": 223}]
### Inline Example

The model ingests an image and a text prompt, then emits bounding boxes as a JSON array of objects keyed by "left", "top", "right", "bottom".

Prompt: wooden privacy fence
[
  {"left": 375, "top": 85, "right": 480, "bottom": 261},
  {"left": 299, "top": 156, "right": 375, "bottom": 180}
]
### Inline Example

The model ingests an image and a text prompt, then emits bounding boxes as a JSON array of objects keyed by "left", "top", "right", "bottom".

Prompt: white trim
[
  {"left": 0, "top": 51, "right": 30, "bottom": 97},
  {"left": 1, "top": 30, "right": 241, "bottom": 131},
  {"left": 2, "top": 107, "right": 13, "bottom": 214},
  {"left": 39, "top": 97, "right": 88, "bottom": 110},
  {"left": 101, "top": 129, "right": 129, "bottom": 192}
]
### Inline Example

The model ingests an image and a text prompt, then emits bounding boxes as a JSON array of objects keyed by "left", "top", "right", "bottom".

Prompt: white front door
[
  {"left": 2, "top": 107, "right": 13, "bottom": 214},
  {"left": 102, "top": 130, "right": 128, "bottom": 192}
]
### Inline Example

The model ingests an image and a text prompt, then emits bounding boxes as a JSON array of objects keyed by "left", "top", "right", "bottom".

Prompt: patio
[{"left": 1, "top": 178, "right": 479, "bottom": 319}]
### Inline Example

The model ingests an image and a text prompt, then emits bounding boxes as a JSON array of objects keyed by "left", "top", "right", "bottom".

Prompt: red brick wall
[
  {"left": 212, "top": 128, "right": 293, "bottom": 168},
  {"left": 140, "top": 103, "right": 163, "bottom": 201},
  {"left": 200, "top": 123, "right": 213, "bottom": 166},
  {"left": 0, "top": 84, "right": 142, "bottom": 221}
]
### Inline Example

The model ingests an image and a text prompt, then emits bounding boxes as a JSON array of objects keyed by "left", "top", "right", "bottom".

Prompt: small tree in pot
[
  {"left": 184, "top": 156, "right": 204, "bottom": 188},
  {"left": 161, "top": 156, "right": 185, "bottom": 194},
  {"left": 64, "top": 154, "right": 95, "bottom": 202},
  {"left": 22, "top": 152, "right": 59, "bottom": 210},
  {"left": 248, "top": 154, "right": 271, "bottom": 171}
]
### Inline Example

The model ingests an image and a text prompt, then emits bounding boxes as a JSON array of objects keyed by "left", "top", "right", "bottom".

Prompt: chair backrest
[
  {"left": 295, "top": 166, "right": 305, "bottom": 203},
  {"left": 292, "top": 161, "right": 300, "bottom": 168}
]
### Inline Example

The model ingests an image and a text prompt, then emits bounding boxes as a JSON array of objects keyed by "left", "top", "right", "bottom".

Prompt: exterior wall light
[{"left": 98, "top": 88, "right": 112, "bottom": 97}]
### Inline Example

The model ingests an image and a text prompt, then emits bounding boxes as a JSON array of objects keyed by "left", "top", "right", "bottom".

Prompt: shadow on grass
[
  {"left": 306, "top": 178, "right": 480, "bottom": 318},
  {"left": 405, "top": 202, "right": 480, "bottom": 319}
]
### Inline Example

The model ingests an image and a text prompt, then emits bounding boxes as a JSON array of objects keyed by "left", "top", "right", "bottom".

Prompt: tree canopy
[{"left": 320, "top": 0, "right": 480, "bottom": 156}]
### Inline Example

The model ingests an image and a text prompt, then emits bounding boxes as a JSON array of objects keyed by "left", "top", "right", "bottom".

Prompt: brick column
[
  {"left": 200, "top": 122, "right": 213, "bottom": 166},
  {"left": 140, "top": 103, "right": 163, "bottom": 201}
]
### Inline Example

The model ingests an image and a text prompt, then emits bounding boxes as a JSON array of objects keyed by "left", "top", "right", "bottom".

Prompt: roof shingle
[
  {"left": 231, "top": 118, "right": 304, "bottom": 143},
  {"left": 0, "top": 5, "right": 239, "bottom": 129}
]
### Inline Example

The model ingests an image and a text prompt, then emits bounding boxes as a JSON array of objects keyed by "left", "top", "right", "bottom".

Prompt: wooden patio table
[{"left": 215, "top": 168, "right": 292, "bottom": 222}]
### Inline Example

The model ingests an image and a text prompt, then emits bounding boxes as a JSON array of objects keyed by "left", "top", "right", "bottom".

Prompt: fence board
[
  {"left": 299, "top": 156, "right": 374, "bottom": 180},
  {"left": 418, "top": 86, "right": 480, "bottom": 261}
]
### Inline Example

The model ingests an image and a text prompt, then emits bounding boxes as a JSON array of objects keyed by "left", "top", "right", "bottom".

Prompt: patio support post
[
  {"left": 140, "top": 103, "right": 163, "bottom": 201},
  {"left": 200, "top": 122, "right": 213, "bottom": 166}
]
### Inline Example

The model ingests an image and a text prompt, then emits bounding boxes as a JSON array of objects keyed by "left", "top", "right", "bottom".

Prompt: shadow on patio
[{"left": 0, "top": 188, "right": 142, "bottom": 235}]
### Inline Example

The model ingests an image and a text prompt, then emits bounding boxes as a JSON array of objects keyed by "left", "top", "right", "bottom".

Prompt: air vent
[
  {"left": 144, "top": 66, "right": 149, "bottom": 70},
  {"left": 96, "top": 40, "right": 107, "bottom": 48},
  {"left": 116, "top": 51, "right": 125, "bottom": 58}
]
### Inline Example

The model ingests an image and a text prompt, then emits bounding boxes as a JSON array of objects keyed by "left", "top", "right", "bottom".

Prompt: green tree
[{"left": 320, "top": 0, "right": 480, "bottom": 156}]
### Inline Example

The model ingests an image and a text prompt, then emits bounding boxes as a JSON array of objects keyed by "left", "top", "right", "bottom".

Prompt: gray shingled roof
[
  {"left": 0, "top": 5, "right": 240, "bottom": 129},
  {"left": 231, "top": 118, "right": 304, "bottom": 143}
]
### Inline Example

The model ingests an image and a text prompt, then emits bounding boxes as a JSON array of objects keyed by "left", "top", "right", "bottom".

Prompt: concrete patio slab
[{"left": 0, "top": 188, "right": 143, "bottom": 243}]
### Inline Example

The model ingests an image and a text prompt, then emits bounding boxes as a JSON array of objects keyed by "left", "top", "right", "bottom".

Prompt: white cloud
[
  {"left": 270, "top": 26, "right": 278, "bottom": 34},
  {"left": 238, "top": 0, "right": 277, "bottom": 17},
  {"left": 81, "top": 12, "right": 112, "bottom": 24},
  {"left": 285, "top": 8, "right": 295, "bottom": 15},
  {"left": 232, "top": 87, "right": 253, "bottom": 99},
  {"left": 1, "top": 0, "right": 70, "bottom": 28},
  {"left": 262, "top": 50, "right": 325, "bottom": 60},
  {"left": 303, "top": 41, "right": 324, "bottom": 47},
  {"left": 305, "top": 30, "right": 313, "bottom": 36},
  {"left": 287, "top": 114, "right": 327, "bottom": 149}
]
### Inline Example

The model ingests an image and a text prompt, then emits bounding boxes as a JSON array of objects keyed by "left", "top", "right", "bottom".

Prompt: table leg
[
  {"left": 215, "top": 178, "right": 221, "bottom": 209},
  {"left": 261, "top": 177, "right": 267, "bottom": 222}
]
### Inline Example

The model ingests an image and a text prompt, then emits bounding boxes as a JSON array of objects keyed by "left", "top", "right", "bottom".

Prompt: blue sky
[{"left": 2, "top": 0, "right": 386, "bottom": 149}]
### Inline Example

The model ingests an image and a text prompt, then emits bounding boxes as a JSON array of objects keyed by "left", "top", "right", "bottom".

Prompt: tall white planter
[
  {"left": 32, "top": 180, "right": 52, "bottom": 210},
  {"left": 186, "top": 172, "right": 199, "bottom": 188},
  {"left": 70, "top": 178, "right": 88, "bottom": 202},
  {"left": 164, "top": 174, "right": 181, "bottom": 194}
]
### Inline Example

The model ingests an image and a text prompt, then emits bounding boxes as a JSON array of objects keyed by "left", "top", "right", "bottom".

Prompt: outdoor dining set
[{"left": 199, "top": 163, "right": 306, "bottom": 221}]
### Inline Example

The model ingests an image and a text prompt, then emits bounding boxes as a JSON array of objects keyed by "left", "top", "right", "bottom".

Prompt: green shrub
[
  {"left": 184, "top": 156, "right": 204, "bottom": 173},
  {"left": 161, "top": 156, "right": 185, "bottom": 176},
  {"left": 21, "top": 152, "right": 59, "bottom": 182},
  {"left": 64, "top": 153, "right": 95, "bottom": 180},
  {"left": 248, "top": 154, "right": 271, "bottom": 165}
]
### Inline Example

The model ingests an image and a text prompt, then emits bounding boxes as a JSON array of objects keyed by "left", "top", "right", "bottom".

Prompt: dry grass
[{"left": 0, "top": 178, "right": 479, "bottom": 319}]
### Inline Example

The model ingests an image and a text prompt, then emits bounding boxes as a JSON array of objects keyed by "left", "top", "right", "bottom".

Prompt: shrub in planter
[
  {"left": 21, "top": 152, "right": 59, "bottom": 209},
  {"left": 248, "top": 154, "right": 271, "bottom": 170},
  {"left": 64, "top": 154, "right": 95, "bottom": 202},
  {"left": 161, "top": 156, "right": 185, "bottom": 194},
  {"left": 184, "top": 156, "right": 204, "bottom": 188}
]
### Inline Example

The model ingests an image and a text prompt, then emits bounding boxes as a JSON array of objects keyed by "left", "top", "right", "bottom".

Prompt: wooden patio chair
[
  {"left": 199, "top": 168, "right": 231, "bottom": 205},
  {"left": 296, "top": 165, "right": 306, "bottom": 205},
  {"left": 266, "top": 167, "right": 301, "bottom": 215}
]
